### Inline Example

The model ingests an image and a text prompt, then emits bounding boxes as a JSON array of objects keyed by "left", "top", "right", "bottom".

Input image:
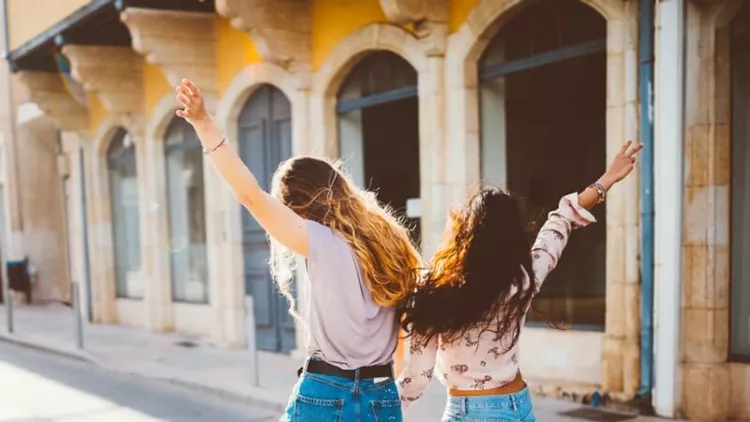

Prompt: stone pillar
[
  {"left": 600, "top": 0, "right": 642, "bottom": 398},
  {"left": 679, "top": 1, "right": 742, "bottom": 419},
  {"left": 62, "top": 45, "right": 146, "bottom": 325}
]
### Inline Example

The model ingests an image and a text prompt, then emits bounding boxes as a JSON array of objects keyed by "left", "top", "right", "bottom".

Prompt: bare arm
[
  {"left": 578, "top": 140, "right": 642, "bottom": 209},
  {"left": 531, "top": 140, "right": 643, "bottom": 288},
  {"left": 176, "top": 79, "right": 308, "bottom": 256}
]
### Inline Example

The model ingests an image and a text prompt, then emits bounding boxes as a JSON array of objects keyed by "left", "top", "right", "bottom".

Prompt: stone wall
[{"left": 682, "top": 1, "right": 749, "bottom": 420}]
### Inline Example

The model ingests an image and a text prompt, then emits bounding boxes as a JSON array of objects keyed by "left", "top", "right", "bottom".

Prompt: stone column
[
  {"left": 679, "top": 1, "right": 742, "bottom": 419},
  {"left": 62, "top": 45, "right": 145, "bottom": 325},
  {"left": 600, "top": 0, "right": 642, "bottom": 398}
]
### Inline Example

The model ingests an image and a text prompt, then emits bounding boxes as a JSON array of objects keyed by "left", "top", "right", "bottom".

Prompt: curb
[
  {"left": 0, "top": 332, "right": 96, "bottom": 364},
  {"left": 0, "top": 332, "right": 287, "bottom": 413}
]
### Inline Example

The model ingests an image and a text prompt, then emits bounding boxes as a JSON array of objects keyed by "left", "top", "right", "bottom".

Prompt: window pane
[
  {"left": 108, "top": 129, "right": 143, "bottom": 299},
  {"left": 479, "top": 0, "right": 606, "bottom": 329},
  {"left": 731, "top": 7, "right": 750, "bottom": 358},
  {"left": 165, "top": 119, "right": 208, "bottom": 304}
]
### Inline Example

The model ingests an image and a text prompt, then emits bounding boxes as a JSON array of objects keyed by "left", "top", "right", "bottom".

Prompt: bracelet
[
  {"left": 203, "top": 137, "right": 226, "bottom": 155},
  {"left": 588, "top": 182, "right": 606, "bottom": 204}
]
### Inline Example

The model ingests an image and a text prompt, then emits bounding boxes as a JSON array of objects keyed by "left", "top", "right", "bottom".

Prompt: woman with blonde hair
[
  {"left": 175, "top": 79, "right": 420, "bottom": 422},
  {"left": 396, "top": 141, "right": 642, "bottom": 421}
]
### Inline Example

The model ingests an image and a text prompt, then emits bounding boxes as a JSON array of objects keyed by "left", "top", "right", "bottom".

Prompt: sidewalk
[{"left": 0, "top": 304, "right": 678, "bottom": 422}]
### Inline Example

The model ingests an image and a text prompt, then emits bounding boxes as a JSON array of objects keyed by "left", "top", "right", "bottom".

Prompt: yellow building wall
[
  {"left": 450, "top": 0, "right": 481, "bottom": 33},
  {"left": 142, "top": 60, "right": 172, "bottom": 116},
  {"left": 7, "top": 0, "right": 90, "bottom": 49},
  {"left": 311, "top": 0, "right": 388, "bottom": 69},
  {"left": 215, "top": 16, "right": 262, "bottom": 95},
  {"left": 87, "top": 93, "right": 106, "bottom": 138}
]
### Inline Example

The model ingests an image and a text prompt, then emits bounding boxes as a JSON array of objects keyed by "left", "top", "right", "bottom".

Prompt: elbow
[
  {"left": 235, "top": 184, "right": 261, "bottom": 209},
  {"left": 237, "top": 191, "right": 255, "bottom": 209}
]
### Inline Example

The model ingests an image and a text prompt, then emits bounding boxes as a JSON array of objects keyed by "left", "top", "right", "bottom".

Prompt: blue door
[{"left": 238, "top": 85, "right": 295, "bottom": 353}]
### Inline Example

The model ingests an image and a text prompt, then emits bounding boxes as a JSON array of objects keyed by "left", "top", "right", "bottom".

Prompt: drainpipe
[
  {"left": 1, "top": 0, "right": 17, "bottom": 332},
  {"left": 653, "top": 0, "right": 685, "bottom": 417},
  {"left": 637, "top": 0, "right": 656, "bottom": 407}
]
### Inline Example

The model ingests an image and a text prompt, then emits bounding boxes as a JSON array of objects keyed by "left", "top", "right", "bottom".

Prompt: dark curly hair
[{"left": 399, "top": 187, "right": 536, "bottom": 351}]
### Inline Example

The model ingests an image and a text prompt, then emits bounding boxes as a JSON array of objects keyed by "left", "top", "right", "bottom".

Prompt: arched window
[
  {"left": 107, "top": 128, "right": 142, "bottom": 299},
  {"left": 479, "top": 0, "right": 607, "bottom": 328},
  {"left": 164, "top": 117, "right": 208, "bottom": 304},
  {"left": 337, "top": 51, "right": 421, "bottom": 244},
  {"left": 238, "top": 85, "right": 295, "bottom": 352}
]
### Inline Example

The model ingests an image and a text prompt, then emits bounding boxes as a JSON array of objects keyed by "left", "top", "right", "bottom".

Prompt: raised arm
[
  {"left": 176, "top": 79, "right": 308, "bottom": 256},
  {"left": 397, "top": 333, "right": 438, "bottom": 412},
  {"left": 531, "top": 140, "right": 643, "bottom": 289}
]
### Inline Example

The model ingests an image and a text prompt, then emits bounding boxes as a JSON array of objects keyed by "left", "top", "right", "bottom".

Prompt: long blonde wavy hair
[{"left": 269, "top": 156, "right": 421, "bottom": 315}]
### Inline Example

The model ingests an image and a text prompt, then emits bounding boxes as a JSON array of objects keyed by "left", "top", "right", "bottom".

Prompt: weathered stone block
[
  {"left": 683, "top": 307, "right": 729, "bottom": 364},
  {"left": 729, "top": 363, "right": 750, "bottom": 421},
  {"left": 682, "top": 363, "right": 730, "bottom": 422},
  {"left": 601, "top": 335, "right": 624, "bottom": 392}
]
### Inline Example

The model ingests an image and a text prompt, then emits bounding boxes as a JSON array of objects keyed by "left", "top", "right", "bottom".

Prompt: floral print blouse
[{"left": 396, "top": 193, "right": 596, "bottom": 409}]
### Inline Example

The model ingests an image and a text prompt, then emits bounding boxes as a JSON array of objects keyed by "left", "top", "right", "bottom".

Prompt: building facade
[{"left": 0, "top": 0, "right": 747, "bottom": 420}]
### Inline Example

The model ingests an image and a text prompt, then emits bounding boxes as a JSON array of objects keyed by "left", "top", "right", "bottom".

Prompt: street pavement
[
  {"left": 0, "top": 305, "right": 684, "bottom": 421},
  {"left": 0, "top": 341, "right": 277, "bottom": 422}
]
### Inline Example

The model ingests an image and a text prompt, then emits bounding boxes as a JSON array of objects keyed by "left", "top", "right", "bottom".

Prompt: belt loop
[
  {"left": 461, "top": 397, "right": 467, "bottom": 416},
  {"left": 511, "top": 394, "right": 518, "bottom": 413}
]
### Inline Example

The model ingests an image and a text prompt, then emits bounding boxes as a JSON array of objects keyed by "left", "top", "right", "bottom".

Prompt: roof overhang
[{"left": 7, "top": 0, "right": 215, "bottom": 72}]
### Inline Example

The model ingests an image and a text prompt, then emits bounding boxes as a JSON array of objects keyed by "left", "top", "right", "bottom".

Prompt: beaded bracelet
[{"left": 588, "top": 182, "right": 606, "bottom": 204}]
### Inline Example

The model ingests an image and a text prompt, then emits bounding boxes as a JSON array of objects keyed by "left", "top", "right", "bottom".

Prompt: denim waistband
[{"left": 447, "top": 387, "right": 532, "bottom": 411}]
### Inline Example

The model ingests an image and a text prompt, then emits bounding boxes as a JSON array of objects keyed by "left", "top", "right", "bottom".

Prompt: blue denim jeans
[
  {"left": 442, "top": 388, "right": 536, "bottom": 422},
  {"left": 280, "top": 360, "right": 402, "bottom": 422}
]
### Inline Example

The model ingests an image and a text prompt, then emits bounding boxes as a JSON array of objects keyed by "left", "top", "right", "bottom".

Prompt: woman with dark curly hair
[{"left": 396, "top": 141, "right": 642, "bottom": 421}]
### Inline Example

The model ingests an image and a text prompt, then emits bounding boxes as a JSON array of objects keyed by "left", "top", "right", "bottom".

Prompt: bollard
[
  {"left": 71, "top": 282, "right": 83, "bottom": 349},
  {"left": 245, "top": 296, "right": 259, "bottom": 387},
  {"left": 3, "top": 262, "right": 11, "bottom": 333}
]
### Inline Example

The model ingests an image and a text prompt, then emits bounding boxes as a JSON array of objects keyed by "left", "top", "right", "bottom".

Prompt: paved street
[
  {"left": 0, "top": 305, "right": 683, "bottom": 422},
  {"left": 0, "top": 341, "right": 276, "bottom": 422}
]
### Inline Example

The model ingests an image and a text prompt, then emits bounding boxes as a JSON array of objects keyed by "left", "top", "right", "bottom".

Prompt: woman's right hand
[
  {"left": 603, "top": 140, "right": 643, "bottom": 187},
  {"left": 176, "top": 79, "right": 210, "bottom": 127}
]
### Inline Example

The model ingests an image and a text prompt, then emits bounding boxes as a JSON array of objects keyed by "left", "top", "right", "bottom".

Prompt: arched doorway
[
  {"left": 337, "top": 51, "right": 421, "bottom": 244},
  {"left": 107, "top": 128, "right": 143, "bottom": 299},
  {"left": 164, "top": 117, "right": 208, "bottom": 304},
  {"left": 238, "top": 84, "right": 295, "bottom": 353},
  {"left": 479, "top": 0, "right": 607, "bottom": 328},
  {"left": 730, "top": 3, "right": 750, "bottom": 359}
]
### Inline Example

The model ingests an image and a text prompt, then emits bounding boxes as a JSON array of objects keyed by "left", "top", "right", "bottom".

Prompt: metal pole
[
  {"left": 71, "top": 282, "right": 83, "bottom": 349},
  {"left": 245, "top": 296, "right": 259, "bottom": 387},
  {"left": 2, "top": 254, "right": 11, "bottom": 334},
  {"left": 1, "top": 0, "right": 15, "bottom": 335},
  {"left": 79, "top": 146, "right": 93, "bottom": 321}
]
